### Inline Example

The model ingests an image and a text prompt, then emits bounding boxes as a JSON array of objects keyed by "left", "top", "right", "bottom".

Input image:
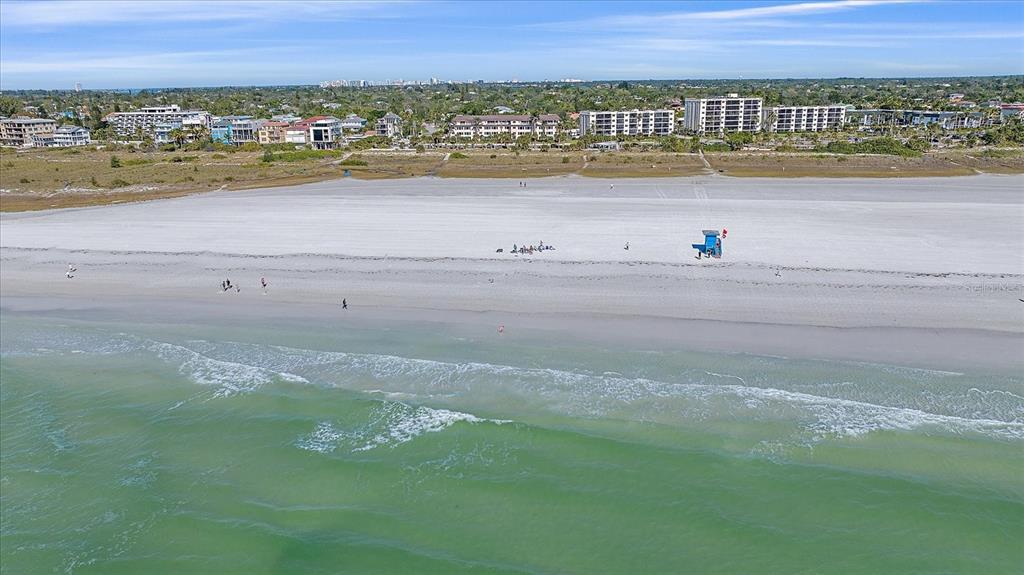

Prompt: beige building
[
  {"left": 0, "top": 117, "right": 58, "bottom": 147},
  {"left": 258, "top": 121, "right": 290, "bottom": 144}
]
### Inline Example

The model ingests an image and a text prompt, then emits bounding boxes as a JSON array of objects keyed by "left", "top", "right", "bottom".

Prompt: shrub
[
  {"left": 450, "top": 152, "right": 469, "bottom": 159},
  {"left": 415, "top": 144, "right": 425, "bottom": 153},
  {"left": 211, "top": 153, "right": 227, "bottom": 159},
  {"left": 819, "top": 137, "right": 921, "bottom": 157},
  {"left": 19, "top": 177, "right": 30, "bottom": 183},
  {"left": 262, "top": 150, "right": 274, "bottom": 163},
  {"left": 110, "top": 178, "right": 131, "bottom": 188},
  {"left": 109, "top": 155, "right": 121, "bottom": 168},
  {"left": 172, "top": 156, "right": 184, "bottom": 163},
  {"left": 271, "top": 149, "right": 345, "bottom": 162},
  {"left": 339, "top": 158, "right": 368, "bottom": 166},
  {"left": 90, "top": 176, "right": 99, "bottom": 187},
  {"left": 702, "top": 143, "right": 731, "bottom": 152},
  {"left": 224, "top": 176, "right": 234, "bottom": 181},
  {"left": 489, "top": 154, "right": 497, "bottom": 159},
  {"left": 561, "top": 156, "right": 570, "bottom": 163}
]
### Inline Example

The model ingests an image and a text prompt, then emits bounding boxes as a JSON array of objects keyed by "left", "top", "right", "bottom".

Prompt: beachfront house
[
  {"left": 305, "top": 116, "right": 344, "bottom": 150},
  {"left": 211, "top": 116, "right": 262, "bottom": 145},
  {"left": 285, "top": 123, "right": 310, "bottom": 145},
  {"left": 340, "top": 114, "right": 368, "bottom": 131},
  {"left": 52, "top": 125, "right": 91, "bottom": 147},
  {"left": 376, "top": 112, "right": 403, "bottom": 138},
  {"left": 258, "top": 121, "right": 290, "bottom": 144}
]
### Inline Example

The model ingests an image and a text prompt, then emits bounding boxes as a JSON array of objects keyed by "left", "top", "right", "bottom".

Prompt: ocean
[{"left": 1, "top": 311, "right": 1021, "bottom": 574}]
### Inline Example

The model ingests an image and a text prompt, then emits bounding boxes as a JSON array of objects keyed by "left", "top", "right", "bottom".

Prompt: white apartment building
[
  {"left": 52, "top": 125, "right": 91, "bottom": 147},
  {"left": 450, "top": 114, "right": 561, "bottom": 138},
  {"left": 683, "top": 95, "right": 763, "bottom": 134},
  {"left": 376, "top": 112, "right": 403, "bottom": 138},
  {"left": 0, "top": 117, "right": 58, "bottom": 147},
  {"left": 106, "top": 105, "right": 212, "bottom": 137},
  {"left": 578, "top": 109, "right": 675, "bottom": 136},
  {"left": 535, "top": 114, "right": 561, "bottom": 138},
  {"left": 763, "top": 105, "right": 846, "bottom": 132}
]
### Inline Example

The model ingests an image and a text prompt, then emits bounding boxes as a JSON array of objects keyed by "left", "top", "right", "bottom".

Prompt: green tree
[
  {"left": 110, "top": 155, "right": 121, "bottom": 168},
  {"left": 0, "top": 96, "right": 21, "bottom": 116}
]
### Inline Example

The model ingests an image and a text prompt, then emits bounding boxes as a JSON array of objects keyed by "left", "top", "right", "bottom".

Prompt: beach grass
[{"left": 2, "top": 146, "right": 1022, "bottom": 212}]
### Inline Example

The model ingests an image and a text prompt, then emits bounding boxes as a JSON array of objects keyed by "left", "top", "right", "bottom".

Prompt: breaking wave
[
  {"left": 4, "top": 327, "right": 1022, "bottom": 443},
  {"left": 296, "top": 402, "right": 506, "bottom": 454}
]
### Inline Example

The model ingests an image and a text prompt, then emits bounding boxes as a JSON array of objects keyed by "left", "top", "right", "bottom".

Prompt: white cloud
[
  {"left": 0, "top": 0, "right": 403, "bottom": 27},
  {"left": 531, "top": 0, "right": 926, "bottom": 31},
  {"left": 678, "top": 0, "right": 923, "bottom": 21}
]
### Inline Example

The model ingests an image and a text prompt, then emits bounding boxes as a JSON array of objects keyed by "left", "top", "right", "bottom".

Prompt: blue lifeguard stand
[{"left": 692, "top": 230, "right": 722, "bottom": 259}]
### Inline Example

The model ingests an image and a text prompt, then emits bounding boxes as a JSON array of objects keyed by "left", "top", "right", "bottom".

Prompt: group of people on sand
[
  {"left": 505, "top": 241, "right": 555, "bottom": 255},
  {"left": 221, "top": 278, "right": 240, "bottom": 293},
  {"left": 66, "top": 264, "right": 76, "bottom": 279}
]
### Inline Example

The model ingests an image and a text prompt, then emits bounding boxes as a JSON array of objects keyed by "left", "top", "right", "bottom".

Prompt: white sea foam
[
  {"left": 234, "top": 344, "right": 1023, "bottom": 442},
  {"left": 296, "top": 402, "right": 506, "bottom": 454},
  {"left": 296, "top": 421, "right": 349, "bottom": 454},
  {"left": 7, "top": 329, "right": 1022, "bottom": 444},
  {"left": 148, "top": 341, "right": 308, "bottom": 398}
]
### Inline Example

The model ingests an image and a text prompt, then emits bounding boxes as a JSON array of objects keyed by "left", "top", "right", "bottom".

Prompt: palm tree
[{"left": 169, "top": 128, "right": 186, "bottom": 149}]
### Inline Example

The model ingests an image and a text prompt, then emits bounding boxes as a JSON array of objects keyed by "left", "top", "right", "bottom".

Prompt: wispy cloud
[
  {"left": 531, "top": 0, "right": 926, "bottom": 31},
  {"left": 0, "top": 0, "right": 404, "bottom": 27},
  {"left": 678, "top": 0, "right": 922, "bottom": 20}
]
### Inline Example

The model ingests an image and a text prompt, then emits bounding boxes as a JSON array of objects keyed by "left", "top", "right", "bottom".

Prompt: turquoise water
[{"left": 1, "top": 313, "right": 1022, "bottom": 573}]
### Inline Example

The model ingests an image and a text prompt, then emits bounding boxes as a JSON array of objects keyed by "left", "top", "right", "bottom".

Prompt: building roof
[
  {"left": 261, "top": 121, "right": 290, "bottom": 128},
  {"left": 55, "top": 125, "right": 89, "bottom": 134},
  {"left": 537, "top": 114, "right": 561, "bottom": 122},
  {"left": 1, "top": 116, "right": 57, "bottom": 124},
  {"left": 452, "top": 114, "right": 533, "bottom": 123}
]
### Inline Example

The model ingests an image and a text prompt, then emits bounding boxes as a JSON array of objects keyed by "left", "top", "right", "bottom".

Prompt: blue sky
[{"left": 1, "top": 0, "right": 1022, "bottom": 89}]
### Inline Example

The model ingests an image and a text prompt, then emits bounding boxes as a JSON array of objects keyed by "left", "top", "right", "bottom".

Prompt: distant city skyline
[{"left": 1, "top": 0, "right": 1022, "bottom": 90}]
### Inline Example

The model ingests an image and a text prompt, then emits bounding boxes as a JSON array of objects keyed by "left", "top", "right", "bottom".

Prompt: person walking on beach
[
  {"left": 342, "top": 298, "right": 348, "bottom": 310},
  {"left": 261, "top": 277, "right": 268, "bottom": 293}
]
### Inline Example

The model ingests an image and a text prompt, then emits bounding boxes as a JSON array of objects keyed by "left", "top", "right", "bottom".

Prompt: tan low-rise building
[
  {"left": 0, "top": 117, "right": 58, "bottom": 147},
  {"left": 258, "top": 121, "right": 290, "bottom": 144}
]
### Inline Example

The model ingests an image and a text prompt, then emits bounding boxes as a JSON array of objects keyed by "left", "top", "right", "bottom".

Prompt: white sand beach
[{"left": 2, "top": 174, "right": 1022, "bottom": 370}]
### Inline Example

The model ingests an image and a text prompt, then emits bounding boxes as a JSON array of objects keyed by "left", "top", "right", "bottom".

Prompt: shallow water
[{"left": 1, "top": 313, "right": 1022, "bottom": 573}]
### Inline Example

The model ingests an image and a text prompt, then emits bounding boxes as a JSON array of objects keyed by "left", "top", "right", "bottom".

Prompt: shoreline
[{"left": 3, "top": 293, "right": 1021, "bottom": 374}]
